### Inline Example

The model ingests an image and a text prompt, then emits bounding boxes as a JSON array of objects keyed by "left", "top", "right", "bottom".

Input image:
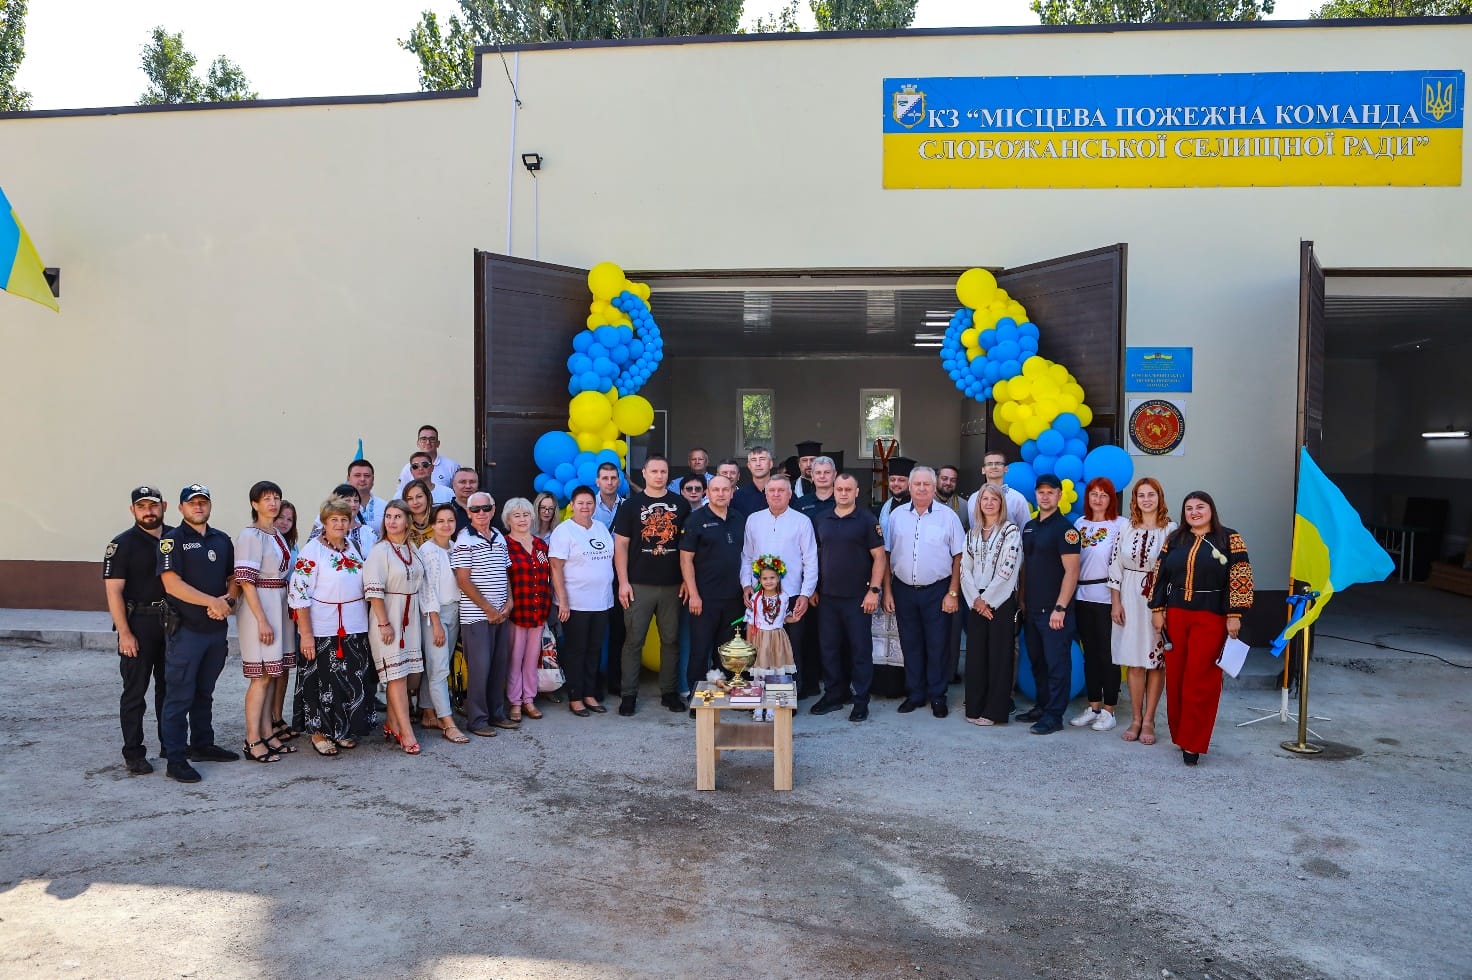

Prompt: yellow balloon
[
  {"left": 1015, "top": 404, "right": 1034, "bottom": 421},
  {"left": 590, "top": 300, "right": 610, "bottom": 316},
  {"left": 1008, "top": 421, "right": 1028, "bottom": 444},
  {"left": 569, "top": 390, "right": 614, "bottom": 433},
  {"left": 974, "top": 310, "right": 1001, "bottom": 331},
  {"left": 1061, "top": 479, "right": 1075, "bottom": 491},
  {"left": 988, "top": 301, "right": 1007, "bottom": 316},
  {"left": 1005, "top": 302, "right": 1028, "bottom": 322},
  {"left": 1022, "top": 357, "right": 1047, "bottom": 379},
  {"left": 575, "top": 431, "right": 601, "bottom": 453},
  {"left": 1066, "top": 383, "right": 1086, "bottom": 403},
  {"left": 991, "top": 379, "right": 1010, "bottom": 403},
  {"left": 612, "top": 394, "right": 655, "bottom": 436},
  {"left": 612, "top": 439, "right": 628, "bottom": 457},
  {"left": 1057, "top": 394, "right": 1080, "bottom": 413},
  {"left": 604, "top": 387, "right": 620, "bottom": 405},
  {"left": 1033, "top": 380, "right": 1060, "bottom": 402},
  {"left": 588, "top": 261, "right": 626, "bottom": 302},
  {"left": 1026, "top": 417, "right": 1049, "bottom": 440},
  {"left": 956, "top": 268, "right": 998, "bottom": 310},
  {"left": 1009, "top": 377, "right": 1033, "bottom": 402},
  {"left": 1000, "top": 401, "right": 1019, "bottom": 422},
  {"left": 633, "top": 281, "right": 652, "bottom": 302},
  {"left": 600, "top": 421, "right": 619, "bottom": 443},
  {"left": 961, "top": 327, "right": 980, "bottom": 348},
  {"left": 993, "top": 404, "right": 1010, "bottom": 428},
  {"left": 1034, "top": 400, "right": 1059, "bottom": 423},
  {"left": 585, "top": 313, "right": 603, "bottom": 329},
  {"left": 1049, "top": 363, "right": 1069, "bottom": 385},
  {"left": 1077, "top": 404, "right": 1095, "bottom": 428}
]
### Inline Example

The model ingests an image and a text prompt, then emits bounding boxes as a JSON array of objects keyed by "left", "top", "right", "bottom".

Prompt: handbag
[{"left": 537, "top": 625, "right": 565, "bottom": 693}]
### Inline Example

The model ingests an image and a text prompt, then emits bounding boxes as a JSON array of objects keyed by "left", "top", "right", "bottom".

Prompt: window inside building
[
  {"left": 861, "top": 388, "right": 900, "bottom": 457},
  {"left": 738, "top": 389, "right": 774, "bottom": 454}
]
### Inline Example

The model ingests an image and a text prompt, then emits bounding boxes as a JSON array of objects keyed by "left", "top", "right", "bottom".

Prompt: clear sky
[{"left": 14, "top": 0, "right": 1320, "bottom": 111}]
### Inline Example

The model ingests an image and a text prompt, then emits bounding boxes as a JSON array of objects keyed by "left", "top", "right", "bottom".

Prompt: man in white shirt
[
  {"left": 395, "top": 424, "right": 461, "bottom": 493},
  {"left": 347, "top": 460, "right": 390, "bottom": 534},
  {"left": 968, "top": 451, "right": 1032, "bottom": 532},
  {"left": 397, "top": 451, "right": 454, "bottom": 503},
  {"left": 740, "top": 474, "right": 818, "bottom": 686},
  {"left": 883, "top": 466, "right": 965, "bottom": 718}
]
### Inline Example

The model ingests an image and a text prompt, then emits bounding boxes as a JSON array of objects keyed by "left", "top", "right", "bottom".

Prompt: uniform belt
[
  {"left": 1078, "top": 578, "right": 1108, "bottom": 586},
  {"left": 126, "top": 600, "right": 168, "bottom": 617},
  {"left": 894, "top": 579, "right": 946, "bottom": 590}
]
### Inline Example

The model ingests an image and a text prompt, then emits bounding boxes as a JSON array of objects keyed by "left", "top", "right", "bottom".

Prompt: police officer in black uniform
[
  {"left": 810, "top": 472, "right": 887, "bottom": 722},
  {"left": 157, "top": 484, "right": 241, "bottom": 782},
  {"left": 678, "top": 474, "right": 747, "bottom": 711},
  {"left": 1017, "top": 473, "right": 1081, "bottom": 735},
  {"left": 102, "top": 486, "right": 173, "bottom": 775}
]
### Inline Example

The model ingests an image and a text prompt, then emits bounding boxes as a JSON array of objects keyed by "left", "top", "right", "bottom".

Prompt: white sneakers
[
  {"left": 1091, "top": 710, "right": 1118, "bottom": 732},
  {"left": 1069, "top": 707, "right": 1101, "bottom": 727}
]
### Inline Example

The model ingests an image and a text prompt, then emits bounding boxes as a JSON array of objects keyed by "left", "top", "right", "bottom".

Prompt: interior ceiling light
[
  {"left": 1422, "top": 429, "right": 1470, "bottom": 439},
  {"left": 1391, "top": 337, "right": 1433, "bottom": 350},
  {"left": 912, "top": 341, "right": 944, "bottom": 348}
]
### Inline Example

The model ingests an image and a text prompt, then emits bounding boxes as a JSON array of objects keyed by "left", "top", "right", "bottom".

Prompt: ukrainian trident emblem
[{"left": 1424, "top": 76, "right": 1457, "bottom": 123}]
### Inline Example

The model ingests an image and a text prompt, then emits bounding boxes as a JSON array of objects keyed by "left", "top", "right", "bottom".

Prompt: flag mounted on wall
[
  {"left": 0, "top": 186, "right": 59, "bottom": 313},
  {"left": 1271, "top": 447, "right": 1395, "bottom": 656}
]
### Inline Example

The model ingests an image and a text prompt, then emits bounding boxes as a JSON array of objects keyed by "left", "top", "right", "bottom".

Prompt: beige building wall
[{"left": 2, "top": 22, "right": 1470, "bottom": 606}]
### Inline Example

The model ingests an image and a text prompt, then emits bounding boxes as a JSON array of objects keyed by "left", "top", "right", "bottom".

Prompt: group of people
[{"left": 103, "top": 426, "right": 1253, "bottom": 783}]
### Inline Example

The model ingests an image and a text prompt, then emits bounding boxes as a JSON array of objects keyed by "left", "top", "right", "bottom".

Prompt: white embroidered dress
[
  {"left": 1108, "top": 521, "right": 1178, "bottom": 669},
  {"left": 363, "top": 539, "right": 426, "bottom": 682}
]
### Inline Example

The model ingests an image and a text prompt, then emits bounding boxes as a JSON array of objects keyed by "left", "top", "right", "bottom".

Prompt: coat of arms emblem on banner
[{"left": 892, "top": 84, "right": 926, "bottom": 128}]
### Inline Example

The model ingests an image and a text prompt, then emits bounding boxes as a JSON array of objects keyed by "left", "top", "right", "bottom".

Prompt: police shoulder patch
[
  {"left": 159, "top": 539, "right": 174, "bottom": 554},
  {"left": 875, "top": 524, "right": 884, "bottom": 539},
  {"left": 1064, "top": 529, "right": 1081, "bottom": 545},
  {"left": 104, "top": 542, "right": 118, "bottom": 559}
]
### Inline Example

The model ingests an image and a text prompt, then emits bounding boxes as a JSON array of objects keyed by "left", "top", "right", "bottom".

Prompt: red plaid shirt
[{"left": 506, "top": 535, "right": 552, "bottom": 627}]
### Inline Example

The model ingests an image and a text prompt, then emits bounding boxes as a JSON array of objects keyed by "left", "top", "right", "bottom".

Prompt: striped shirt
[{"left": 450, "top": 525, "right": 510, "bottom": 624}]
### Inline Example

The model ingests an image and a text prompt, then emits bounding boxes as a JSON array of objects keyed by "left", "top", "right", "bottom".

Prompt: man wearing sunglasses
[
  {"left": 452, "top": 492, "right": 518, "bottom": 735},
  {"left": 397, "top": 451, "right": 453, "bottom": 503}
]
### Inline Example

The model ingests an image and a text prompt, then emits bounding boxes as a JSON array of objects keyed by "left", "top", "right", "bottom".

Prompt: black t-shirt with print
[{"left": 613, "top": 490, "right": 691, "bottom": 586}]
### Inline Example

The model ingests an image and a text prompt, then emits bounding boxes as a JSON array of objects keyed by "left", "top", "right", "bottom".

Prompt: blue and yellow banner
[
  {"left": 883, "top": 71, "right": 1463, "bottom": 189},
  {"left": 0, "top": 186, "right": 59, "bottom": 312}
]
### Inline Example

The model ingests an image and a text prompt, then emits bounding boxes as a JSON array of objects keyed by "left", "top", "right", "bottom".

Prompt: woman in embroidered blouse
[
  {"left": 289, "top": 496, "right": 373, "bottom": 757},
  {"left": 959, "top": 484, "right": 1022, "bottom": 726},
  {"left": 364, "top": 501, "right": 427, "bottom": 754},
  {"left": 1109, "top": 477, "right": 1176, "bottom": 745},
  {"left": 403, "top": 479, "right": 436, "bottom": 547},
  {"left": 417, "top": 503, "right": 468, "bottom": 742},
  {"left": 1149, "top": 490, "right": 1254, "bottom": 766},
  {"left": 1070, "top": 477, "right": 1130, "bottom": 733},
  {"left": 234, "top": 481, "right": 297, "bottom": 762},
  {"left": 502, "top": 498, "right": 552, "bottom": 722}
]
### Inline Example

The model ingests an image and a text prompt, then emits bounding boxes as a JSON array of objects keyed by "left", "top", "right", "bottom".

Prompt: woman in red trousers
[{"left": 1149, "top": 491, "right": 1253, "bottom": 766}]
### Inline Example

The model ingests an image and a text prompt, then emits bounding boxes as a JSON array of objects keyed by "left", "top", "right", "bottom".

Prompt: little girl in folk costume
[{"left": 747, "top": 555, "right": 797, "bottom": 722}]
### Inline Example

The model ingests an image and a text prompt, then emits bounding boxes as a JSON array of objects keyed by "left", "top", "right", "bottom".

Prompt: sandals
[
  {"left": 244, "top": 738, "right": 282, "bottom": 763},
  {"left": 1139, "top": 722, "right": 1157, "bottom": 746},
  {"left": 523, "top": 704, "right": 543, "bottom": 720},
  {"left": 441, "top": 724, "right": 470, "bottom": 744},
  {"left": 1122, "top": 721, "right": 1142, "bottom": 742},
  {"left": 270, "top": 719, "right": 298, "bottom": 742},
  {"left": 311, "top": 736, "right": 340, "bottom": 757},
  {"left": 384, "top": 726, "right": 421, "bottom": 755},
  {"left": 263, "top": 736, "right": 298, "bottom": 755},
  {"left": 333, "top": 737, "right": 357, "bottom": 750}
]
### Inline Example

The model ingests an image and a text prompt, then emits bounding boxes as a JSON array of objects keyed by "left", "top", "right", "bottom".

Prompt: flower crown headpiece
[{"left": 751, "top": 554, "right": 787, "bottom": 579}]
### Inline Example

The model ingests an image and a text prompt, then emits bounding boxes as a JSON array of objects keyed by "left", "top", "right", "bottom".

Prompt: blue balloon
[
  {"left": 554, "top": 462, "right": 575, "bottom": 483},
  {"left": 1003, "top": 462, "right": 1038, "bottom": 505},
  {"left": 612, "top": 344, "right": 630, "bottom": 364},
  {"left": 572, "top": 353, "right": 594, "bottom": 374},
  {"left": 567, "top": 379, "right": 582, "bottom": 397},
  {"left": 994, "top": 317, "right": 1016, "bottom": 332},
  {"left": 979, "top": 328, "right": 997, "bottom": 348},
  {"left": 628, "top": 339, "right": 645, "bottom": 358},
  {"left": 532, "top": 473, "right": 549, "bottom": 493},
  {"left": 1019, "top": 321, "right": 1040, "bottom": 339},
  {"left": 618, "top": 477, "right": 630, "bottom": 497},
  {"left": 571, "top": 331, "right": 593, "bottom": 353},
  {"left": 995, "top": 340, "right": 1020, "bottom": 362},
  {"left": 596, "top": 449, "right": 621, "bottom": 467},
  {"left": 980, "top": 385, "right": 993, "bottom": 401},
  {"left": 1000, "top": 359, "right": 1022, "bottom": 379},
  {"left": 1037, "top": 429, "right": 1065, "bottom": 456},
  {"left": 1020, "top": 439, "right": 1039, "bottom": 463},
  {"left": 996, "top": 321, "right": 1020, "bottom": 343},
  {"left": 1084, "top": 445, "right": 1134, "bottom": 491},
  {"left": 1033, "top": 454, "right": 1058, "bottom": 477},
  {"left": 581, "top": 371, "right": 602, "bottom": 391},
  {"left": 1055, "top": 453, "right": 1084, "bottom": 483},
  {"left": 1019, "top": 336, "right": 1039, "bottom": 354},
  {"left": 573, "top": 451, "right": 595, "bottom": 469},
  {"left": 983, "top": 361, "right": 1001, "bottom": 383},
  {"left": 586, "top": 342, "right": 609, "bottom": 361},
  {"left": 593, "top": 357, "right": 616, "bottom": 377},
  {"left": 970, "top": 357, "right": 988, "bottom": 378},
  {"left": 1053, "top": 412, "right": 1082, "bottom": 437},
  {"left": 595, "top": 325, "right": 619, "bottom": 348},
  {"left": 1064, "top": 438, "right": 1089, "bottom": 460},
  {"left": 533, "top": 431, "right": 579, "bottom": 472},
  {"left": 577, "top": 464, "right": 597, "bottom": 487},
  {"left": 563, "top": 478, "right": 582, "bottom": 501},
  {"left": 617, "top": 325, "right": 633, "bottom": 344}
]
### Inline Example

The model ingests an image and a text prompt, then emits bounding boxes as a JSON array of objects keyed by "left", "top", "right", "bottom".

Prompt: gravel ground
[{"left": 1, "top": 614, "right": 1468, "bottom": 980}]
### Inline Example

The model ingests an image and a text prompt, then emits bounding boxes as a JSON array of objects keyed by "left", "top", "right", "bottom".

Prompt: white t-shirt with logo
[{"left": 548, "top": 518, "right": 615, "bottom": 612}]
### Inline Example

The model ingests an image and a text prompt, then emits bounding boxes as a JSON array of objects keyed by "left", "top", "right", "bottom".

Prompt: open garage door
[
  {"left": 475, "top": 251, "right": 589, "bottom": 501},
  {"left": 989, "top": 244, "right": 1128, "bottom": 457}
]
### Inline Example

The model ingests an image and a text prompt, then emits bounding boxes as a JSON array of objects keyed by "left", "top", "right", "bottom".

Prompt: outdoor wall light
[
  {"left": 521, "top": 152, "right": 543, "bottom": 173},
  {"left": 1421, "top": 429, "right": 1470, "bottom": 439}
]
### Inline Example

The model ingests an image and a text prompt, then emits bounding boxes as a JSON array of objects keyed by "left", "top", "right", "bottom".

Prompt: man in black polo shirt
[
  {"left": 102, "top": 485, "right": 173, "bottom": 775},
  {"left": 679, "top": 474, "right": 747, "bottom": 712},
  {"left": 1018, "top": 473, "right": 1081, "bottom": 735},
  {"left": 811, "top": 472, "right": 887, "bottom": 722},
  {"left": 157, "top": 484, "right": 241, "bottom": 782}
]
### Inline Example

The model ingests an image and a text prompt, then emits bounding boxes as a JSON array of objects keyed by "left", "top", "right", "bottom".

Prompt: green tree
[
  {"left": 402, "top": 1, "right": 744, "bottom": 92},
  {"left": 743, "top": 0, "right": 802, "bottom": 32},
  {"left": 811, "top": 0, "right": 917, "bottom": 30},
  {"left": 1312, "top": 0, "right": 1470, "bottom": 14},
  {"left": 1031, "top": 0, "right": 1275, "bottom": 22},
  {"left": 138, "top": 27, "right": 257, "bottom": 105},
  {"left": 1, "top": 0, "right": 32, "bottom": 111}
]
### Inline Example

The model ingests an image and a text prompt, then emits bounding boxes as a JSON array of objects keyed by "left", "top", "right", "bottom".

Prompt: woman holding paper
[{"left": 1149, "top": 491, "right": 1253, "bottom": 766}]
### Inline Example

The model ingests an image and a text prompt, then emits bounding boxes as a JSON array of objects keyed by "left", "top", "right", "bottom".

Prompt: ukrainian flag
[
  {"left": 0, "top": 186, "right": 59, "bottom": 312},
  {"left": 1271, "top": 448, "right": 1395, "bottom": 655}
]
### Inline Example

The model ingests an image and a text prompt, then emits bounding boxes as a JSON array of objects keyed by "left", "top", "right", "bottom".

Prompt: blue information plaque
[{"left": 1125, "top": 347, "right": 1192, "bottom": 392}]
